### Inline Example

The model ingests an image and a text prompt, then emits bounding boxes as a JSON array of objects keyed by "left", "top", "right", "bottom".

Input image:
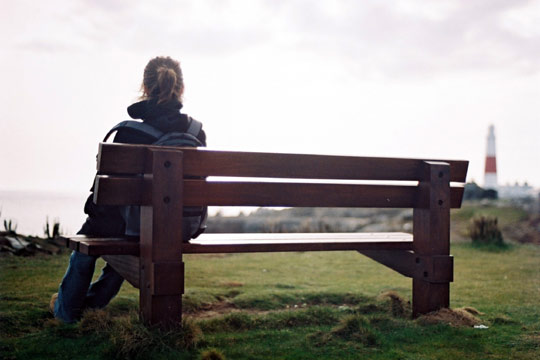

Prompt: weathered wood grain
[
  {"left": 93, "top": 177, "right": 465, "bottom": 208},
  {"left": 97, "top": 143, "right": 469, "bottom": 182}
]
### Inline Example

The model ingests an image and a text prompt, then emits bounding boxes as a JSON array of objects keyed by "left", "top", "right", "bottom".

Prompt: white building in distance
[{"left": 484, "top": 125, "right": 536, "bottom": 199}]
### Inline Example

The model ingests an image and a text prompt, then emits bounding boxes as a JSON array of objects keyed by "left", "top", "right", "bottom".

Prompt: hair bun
[
  {"left": 156, "top": 66, "right": 177, "bottom": 102},
  {"left": 142, "top": 56, "right": 184, "bottom": 103}
]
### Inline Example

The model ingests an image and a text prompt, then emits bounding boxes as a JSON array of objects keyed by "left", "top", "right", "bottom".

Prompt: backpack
[{"left": 103, "top": 117, "right": 207, "bottom": 240}]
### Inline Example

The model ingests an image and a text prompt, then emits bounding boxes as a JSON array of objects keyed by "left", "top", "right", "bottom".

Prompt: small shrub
[
  {"left": 469, "top": 216, "right": 505, "bottom": 247},
  {"left": 43, "top": 217, "right": 62, "bottom": 239},
  {"left": 3, "top": 219, "right": 17, "bottom": 234}
]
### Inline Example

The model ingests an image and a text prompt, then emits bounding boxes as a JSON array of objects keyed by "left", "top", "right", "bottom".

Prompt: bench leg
[
  {"left": 412, "top": 161, "right": 451, "bottom": 317},
  {"left": 140, "top": 260, "right": 184, "bottom": 327},
  {"left": 139, "top": 149, "right": 186, "bottom": 328},
  {"left": 413, "top": 280, "right": 449, "bottom": 317},
  {"left": 140, "top": 295, "right": 182, "bottom": 326}
]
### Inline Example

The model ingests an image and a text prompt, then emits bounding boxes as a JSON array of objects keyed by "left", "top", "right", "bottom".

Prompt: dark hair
[{"left": 141, "top": 56, "right": 184, "bottom": 104}]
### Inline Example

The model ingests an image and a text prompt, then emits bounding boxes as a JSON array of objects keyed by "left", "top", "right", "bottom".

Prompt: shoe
[{"left": 49, "top": 293, "right": 58, "bottom": 315}]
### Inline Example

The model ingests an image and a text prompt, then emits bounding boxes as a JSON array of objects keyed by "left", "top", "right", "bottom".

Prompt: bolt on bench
[{"left": 68, "top": 142, "right": 468, "bottom": 327}]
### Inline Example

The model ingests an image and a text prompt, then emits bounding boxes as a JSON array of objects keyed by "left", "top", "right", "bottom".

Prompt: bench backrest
[{"left": 94, "top": 143, "right": 468, "bottom": 210}]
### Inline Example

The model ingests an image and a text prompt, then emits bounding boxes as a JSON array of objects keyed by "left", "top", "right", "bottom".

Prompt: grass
[
  {"left": 451, "top": 204, "right": 529, "bottom": 228},
  {"left": 1, "top": 242, "right": 539, "bottom": 359},
  {"left": 1, "top": 204, "right": 539, "bottom": 359}
]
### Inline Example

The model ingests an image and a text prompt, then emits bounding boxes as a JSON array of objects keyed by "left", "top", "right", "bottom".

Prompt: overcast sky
[{"left": 1, "top": 0, "right": 539, "bottom": 194}]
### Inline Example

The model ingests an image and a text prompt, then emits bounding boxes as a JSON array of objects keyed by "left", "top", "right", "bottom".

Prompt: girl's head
[{"left": 141, "top": 56, "right": 184, "bottom": 104}]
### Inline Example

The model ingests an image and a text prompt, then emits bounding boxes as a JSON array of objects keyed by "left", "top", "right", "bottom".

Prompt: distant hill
[
  {"left": 207, "top": 207, "right": 412, "bottom": 234},
  {"left": 207, "top": 202, "right": 540, "bottom": 245}
]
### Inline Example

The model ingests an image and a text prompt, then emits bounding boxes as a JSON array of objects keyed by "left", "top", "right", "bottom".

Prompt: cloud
[
  {"left": 272, "top": 0, "right": 540, "bottom": 77},
  {"left": 5, "top": 0, "right": 540, "bottom": 77}
]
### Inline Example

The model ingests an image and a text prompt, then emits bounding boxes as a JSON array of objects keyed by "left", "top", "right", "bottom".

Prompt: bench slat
[
  {"left": 94, "top": 177, "right": 464, "bottom": 208},
  {"left": 185, "top": 232, "right": 412, "bottom": 253},
  {"left": 68, "top": 232, "right": 412, "bottom": 256},
  {"left": 184, "top": 181, "right": 464, "bottom": 208},
  {"left": 98, "top": 143, "right": 469, "bottom": 182},
  {"left": 68, "top": 236, "right": 139, "bottom": 256},
  {"left": 188, "top": 182, "right": 417, "bottom": 208},
  {"left": 102, "top": 255, "right": 140, "bottom": 288},
  {"left": 184, "top": 151, "right": 468, "bottom": 182}
]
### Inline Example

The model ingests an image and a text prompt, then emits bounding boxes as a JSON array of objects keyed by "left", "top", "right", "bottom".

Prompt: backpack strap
[
  {"left": 103, "top": 120, "right": 164, "bottom": 142},
  {"left": 186, "top": 116, "right": 203, "bottom": 138},
  {"left": 103, "top": 116, "right": 201, "bottom": 142}
]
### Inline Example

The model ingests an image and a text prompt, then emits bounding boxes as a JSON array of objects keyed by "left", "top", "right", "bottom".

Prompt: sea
[
  {"left": 0, "top": 190, "right": 253, "bottom": 237},
  {"left": 0, "top": 190, "right": 89, "bottom": 236}
]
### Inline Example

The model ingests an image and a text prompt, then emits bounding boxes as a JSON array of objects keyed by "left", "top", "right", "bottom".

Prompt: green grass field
[
  {"left": 1, "top": 204, "right": 539, "bottom": 359},
  {"left": 1, "top": 242, "right": 539, "bottom": 359}
]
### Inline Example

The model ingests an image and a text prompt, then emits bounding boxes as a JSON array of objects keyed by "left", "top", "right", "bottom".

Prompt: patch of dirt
[
  {"left": 416, "top": 307, "right": 483, "bottom": 327},
  {"left": 186, "top": 301, "right": 339, "bottom": 319},
  {"left": 186, "top": 301, "right": 272, "bottom": 319},
  {"left": 521, "top": 333, "right": 540, "bottom": 345},
  {"left": 187, "top": 301, "right": 238, "bottom": 319}
]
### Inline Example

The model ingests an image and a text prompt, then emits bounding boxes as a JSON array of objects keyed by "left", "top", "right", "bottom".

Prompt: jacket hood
[{"left": 127, "top": 99, "right": 189, "bottom": 134}]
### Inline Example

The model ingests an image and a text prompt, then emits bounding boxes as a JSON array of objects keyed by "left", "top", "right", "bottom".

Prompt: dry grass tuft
[
  {"left": 80, "top": 309, "right": 115, "bottom": 334},
  {"left": 107, "top": 315, "right": 156, "bottom": 358},
  {"left": 77, "top": 310, "right": 204, "bottom": 359},
  {"left": 458, "top": 306, "right": 484, "bottom": 316},
  {"left": 377, "top": 291, "right": 411, "bottom": 318},
  {"left": 200, "top": 347, "right": 226, "bottom": 360},
  {"left": 175, "top": 318, "right": 204, "bottom": 349},
  {"left": 416, "top": 307, "right": 483, "bottom": 327},
  {"left": 43, "top": 318, "right": 62, "bottom": 329},
  {"left": 492, "top": 314, "right": 517, "bottom": 325},
  {"left": 330, "top": 314, "right": 379, "bottom": 346}
]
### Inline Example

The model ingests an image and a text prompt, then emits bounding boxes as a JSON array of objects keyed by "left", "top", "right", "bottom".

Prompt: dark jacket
[{"left": 78, "top": 99, "right": 206, "bottom": 236}]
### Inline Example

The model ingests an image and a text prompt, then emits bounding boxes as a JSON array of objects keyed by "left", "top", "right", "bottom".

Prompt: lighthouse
[{"left": 484, "top": 125, "right": 498, "bottom": 190}]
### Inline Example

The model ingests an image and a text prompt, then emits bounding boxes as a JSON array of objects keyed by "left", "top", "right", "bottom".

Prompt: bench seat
[
  {"left": 68, "top": 235, "right": 139, "bottom": 256},
  {"left": 68, "top": 232, "right": 413, "bottom": 256}
]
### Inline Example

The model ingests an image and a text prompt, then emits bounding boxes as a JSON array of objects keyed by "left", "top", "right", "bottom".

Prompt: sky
[{"left": 1, "top": 0, "right": 540, "bottom": 195}]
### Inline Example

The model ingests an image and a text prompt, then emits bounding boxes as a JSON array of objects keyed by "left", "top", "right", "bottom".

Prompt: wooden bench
[{"left": 68, "top": 142, "right": 468, "bottom": 327}]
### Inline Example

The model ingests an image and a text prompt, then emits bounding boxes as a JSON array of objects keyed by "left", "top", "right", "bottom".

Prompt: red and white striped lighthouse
[{"left": 484, "top": 125, "right": 498, "bottom": 190}]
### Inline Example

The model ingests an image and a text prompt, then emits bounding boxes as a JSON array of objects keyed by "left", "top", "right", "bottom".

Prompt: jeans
[
  {"left": 54, "top": 208, "right": 199, "bottom": 323},
  {"left": 54, "top": 251, "right": 124, "bottom": 323}
]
